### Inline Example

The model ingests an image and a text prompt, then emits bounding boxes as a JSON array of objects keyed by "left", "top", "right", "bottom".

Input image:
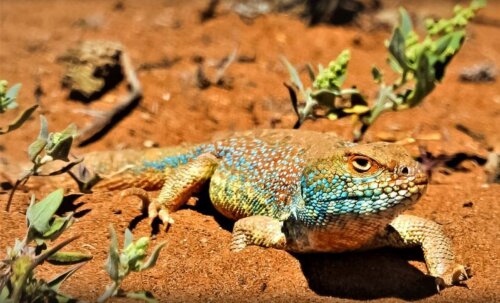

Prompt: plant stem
[{"left": 98, "top": 281, "right": 120, "bottom": 303}]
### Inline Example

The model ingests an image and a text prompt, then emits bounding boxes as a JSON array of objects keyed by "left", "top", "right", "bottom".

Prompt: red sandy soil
[{"left": 0, "top": 0, "right": 499, "bottom": 302}]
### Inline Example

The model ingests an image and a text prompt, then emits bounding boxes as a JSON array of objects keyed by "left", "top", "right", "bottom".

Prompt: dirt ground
[{"left": 0, "top": 0, "right": 499, "bottom": 302}]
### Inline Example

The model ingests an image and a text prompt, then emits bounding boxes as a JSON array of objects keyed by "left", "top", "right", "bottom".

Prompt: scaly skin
[{"left": 77, "top": 129, "right": 469, "bottom": 289}]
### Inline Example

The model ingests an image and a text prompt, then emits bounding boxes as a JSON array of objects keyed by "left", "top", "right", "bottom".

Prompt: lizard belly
[
  {"left": 285, "top": 213, "right": 393, "bottom": 253},
  {"left": 208, "top": 169, "right": 294, "bottom": 220}
]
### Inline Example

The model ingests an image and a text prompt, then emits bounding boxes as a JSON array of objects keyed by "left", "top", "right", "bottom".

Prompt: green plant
[
  {"left": 98, "top": 226, "right": 166, "bottom": 303},
  {"left": 0, "top": 189, "right": 92, "bottom": 303},
  {"left": 5, "top": 116, "right": 82, "bottom": 211},
  {"left": 0, "top": 80, "right": 38, "bottom": 135},
  {"left": 283, "top": 0, "right": 486, "bottom": 141}
]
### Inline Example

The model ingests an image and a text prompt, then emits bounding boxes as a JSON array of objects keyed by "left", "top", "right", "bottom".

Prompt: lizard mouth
[{"left": 412, "top": 173, "right": 429, "bottom": 186}]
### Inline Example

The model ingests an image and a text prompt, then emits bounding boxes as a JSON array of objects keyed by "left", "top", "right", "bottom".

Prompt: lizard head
[{"left": 300, "top": 142, "right": 428, "bottom": 218}]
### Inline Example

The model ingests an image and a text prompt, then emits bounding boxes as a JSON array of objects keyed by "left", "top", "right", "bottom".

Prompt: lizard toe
[
  {"left": 230, "top": 232, "right": 248, "bottom": 252},
  {"left": 434, "top": 264, "right": 471, "bottom": 291},
  {"left": 147, "top": 200, "right": 174, "bottom": 231}
]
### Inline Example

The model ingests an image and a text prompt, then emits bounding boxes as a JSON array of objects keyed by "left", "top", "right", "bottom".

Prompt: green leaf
[
  {"left": 39, "top": 115, "right": 49, "bottom": 140},
  {"left": 54, "top": 293, "right": 75, "bottom": 303},
  {"left": 399, "top": 8, "right": 413, "bottom": 38},
  {"left": 387, "top": 56, "right": 403, "bottom": 74},
  {"left": 28, "top": 138, "right": 47, "bottom": 162},
  {"left": 27, "top": 189, "right": 65, "bottom": 234},
  {"left": 305, "top": 64, "right": 316, "bottom": 82},
  {"left": 388, "top": 28, "right": 409, "bottom": 72},
  {"left": 433, "top": 31, "right": 465, "bottom": 60},
  {"left": 125, "top": 291, "right": 157, "bottom": 303},
  {"left": 105, "top": 225, "right": 120, "bottom": 281},
  {"left": 125, "top": 237, "right": 150, "bottom": 271},
  {"left": 313, "top": 50, "right": 350, "bottom": 90},
  {"left": 124, "top": 229, "right": 133, "bottom": 249},
  {"left": 0, "top": 285, "right": 9, "bottom": 301},
  {"left": 41, "top": 215, "right": 73, "bottom": 239},
  {"left": 5, "top": 83, "right": 22, "bottom": 106},
  {"left": 47, "top": 251, "right": 93, "bottom": 265},
  {"left": 46, "top": 123, "right": 77, "bottom": 161},
  {"left": 281, "top": 56, "right": 304, "bottom": 93},
  {"left": 140, "top": 241, "right": 166, "bottom": 271},
  {"left": 98, "top": 284, "right": 119, "bottom": 303},
  {"left": 371, "top": 66, "right": 383, "bottom": 84},
  {"left": 408, "top": 53, "right": 435, "bottom": 107},
  {"left": 283, "top": 83, "right": 299, "bottom": 116},
  {"left": 47, "top": 262, "right": 87, "bottom": 291},
  {"left": 0, "top": 104, "right": 38, "bottom": 135},
  {"left": 471, "top": 0, "right": 487, "bottom": 9},
  {"left": 432, "top": 31, "right": 465, "bottom": 81}
]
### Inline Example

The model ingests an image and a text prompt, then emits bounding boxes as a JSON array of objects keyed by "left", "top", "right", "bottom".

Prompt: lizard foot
[
  {"left": 147, "top": 198, "right": 175, "bottom": 230},
  {"left": 435, "top": 264, "right": 472, "bottom": 291},
  {"left": 230, "top": 216, "right": 286, "bottom": 252},
  {"left": 230, "top": 232, "right": 248, "bottom": 252},
  {"left": 117, "top": 188, "right": 174, "bottom": 230}
]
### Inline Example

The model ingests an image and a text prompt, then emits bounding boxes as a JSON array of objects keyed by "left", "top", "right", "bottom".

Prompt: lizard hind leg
[
  {"left": 231, "top": 216, "right": 287, "bottom": 252},
  {"left": 152, "top": 153, "right": 219, "bottom": 229},
  {"left": 374, "top": 214, "right": 470, "bottom": 290},
  {"left": 120, "top": 153, "right": 219, "bottom": 230}
]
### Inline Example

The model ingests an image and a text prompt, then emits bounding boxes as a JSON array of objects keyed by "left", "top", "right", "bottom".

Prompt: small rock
[
  {"left": 143, "top": 140, "right": 159, "bottom": 148},
  {"left": 162, "top": 93, "right": 171, "bottom": 101},
  {"left": 460, "top": 63, "right": 496, "bottom": 83},
  {"left": 463, "top": 201, "right": 474, "bottom": 208}
]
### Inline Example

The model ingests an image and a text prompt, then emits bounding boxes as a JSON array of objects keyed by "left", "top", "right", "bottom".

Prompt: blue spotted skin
[{"left": 143, "top": 134, "right": 310, "bottom": 220}]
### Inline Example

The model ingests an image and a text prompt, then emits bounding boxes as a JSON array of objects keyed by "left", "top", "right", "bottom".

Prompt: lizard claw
[
  {"left": 434, "top": 264, "right": 472, "bottom": 291},
  {"left": 147, "top": 199, "right": 174, "bottom": 231},
  {"left": 116, "top": 188, "right": 174, "bottom": 231},
  {"left": 230, "top": 232, "right": 248, "bottom": 252}
]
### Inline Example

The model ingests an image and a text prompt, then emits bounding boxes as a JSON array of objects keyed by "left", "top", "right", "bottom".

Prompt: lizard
[{"left": 75, "top": 129, "right": 470, "bottom": 290}]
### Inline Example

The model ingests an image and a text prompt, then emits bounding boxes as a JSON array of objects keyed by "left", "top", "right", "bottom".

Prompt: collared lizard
[{"left": 76, "top": 129, "right": 469, "bottom": 289}]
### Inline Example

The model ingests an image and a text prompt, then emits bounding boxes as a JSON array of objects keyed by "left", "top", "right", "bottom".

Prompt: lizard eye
[{"left": 349, "top": 155, "right": 376, "bottom": 173}]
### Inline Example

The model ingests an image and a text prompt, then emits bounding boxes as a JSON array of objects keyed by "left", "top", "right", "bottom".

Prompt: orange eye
[{"left": 349, "top": 155, "right": 377, "bottom": 173}]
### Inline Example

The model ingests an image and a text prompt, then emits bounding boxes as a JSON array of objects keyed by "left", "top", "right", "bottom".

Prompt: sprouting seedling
[
  {"left": 98, "top": 226, "right": 166, "bottom": 303},
  {"left": 5, "top": 116, "right": 82, "bottom": 211},
  {"left": 0, "top": 81, "right": 38, "bottom": 135},
  {"left": 283, "top": 0, "right": 486, "bottom": 141},
  {"left": 0, "top": 188, "right": 92, "bottom": 303}
]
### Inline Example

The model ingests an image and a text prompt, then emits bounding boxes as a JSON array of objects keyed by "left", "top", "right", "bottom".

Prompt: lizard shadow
[
  {"left": 187, "top": 191, "right": 439, "bottom": 301},
  {"left": 58, "top": 193, "right": 92, "bottom": 218},
  {"left": 187, "top": 187, "right": 235, "bottom": 231},
  {"left": 128, "top": 189, "right": 436, "bottom": 301},
  {"left": 128, "top": 186, "right": 235, "bottom": 234},
  {"left": 295, "top": 248, "right": 438, "bottom": 300}
]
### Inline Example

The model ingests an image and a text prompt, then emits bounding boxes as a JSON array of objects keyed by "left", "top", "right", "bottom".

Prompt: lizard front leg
[
  {"left": 375, "top": 214, "right": 470, "bottom": 290},
  {"left": 120, "top": 153, "right": 219, "bottom": 229},
  {"left": 231, "top": 216, "right": 287, "bottom": 252}
]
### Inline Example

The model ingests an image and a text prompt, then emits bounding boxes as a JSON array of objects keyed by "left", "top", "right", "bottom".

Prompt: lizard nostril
[{"left": 401, "top": 166, "right": 409, "bottom": 175}]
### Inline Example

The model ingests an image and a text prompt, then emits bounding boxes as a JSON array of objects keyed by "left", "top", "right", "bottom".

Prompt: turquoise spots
[
  {"left": 143, "top": 144, "right": 216, "bottom": 171},
  {"left": 212, "top": 137, "right": 306, "bottom": 211},
  {"left": 297, "top": 158, "right": 418, "bottom": 227},
  {"left": 143, "top": 154, "right": 195, "bottom": 170},
  {"left": 146, "top": 136, "right": 308, "bottom": 218}
]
